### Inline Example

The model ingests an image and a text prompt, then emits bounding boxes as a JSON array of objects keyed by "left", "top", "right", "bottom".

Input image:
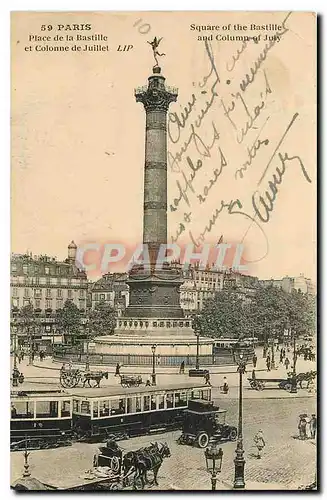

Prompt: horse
[
  {"left": 123, "top": 442, "right": 170, "bottom": 488},
  {"left": 295, "top": 371, "right": 317, "bottom": 389},
  {"left": 82, "top": 371, "right": 109, "bottom": 388}
]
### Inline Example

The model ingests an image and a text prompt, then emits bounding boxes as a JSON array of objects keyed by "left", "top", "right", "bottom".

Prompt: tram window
[
  {"left": 150, "top": 395, "right": 157, "bottom": 410},
  {"left": 126, "top": 397, "right": 133, "bottom": 414},
  {"left": 61, "top": 400, "right": 71, "bottom": 417},
  {"left": 99, "top": 401, "right": 110, "bottom": 416},
  {"left": 202, "top": 390, "right": 210, "bottom": 401},
  {"left": 175, "top": 391, "right": 187, "bottom": 407},
  {"left": 80, "top": 401, "right": 90, "bottom": 415},
  {"left": 111, "top": 398, "right": 126, "bottom": 415},
  {"left": 35, "top": 401, "right": 58, "bottom": 418},
  {"left": 158, "top": 395, "right": 165, "bottom": 409},
  {"left": 166, "top": 393, "right": 174, "bottom": 408},
  {"left": 143, "top": 395, "right": 150, "bottom": 411},
  {"left": 73, "top": 400, "right": 80, "bottom": 413},
  {"left": 192, "top": 390, "right": 201, "bottom": 399},
  {"left": 11, "top": 402, "right": 32, "bottom": 419},
  {"left": 92, "top": 401, "right": 99, "bottom": 418}
]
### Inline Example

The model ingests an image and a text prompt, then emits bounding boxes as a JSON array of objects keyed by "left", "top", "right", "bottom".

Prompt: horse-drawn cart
[
  {"left": 92, "top": 439, "right": 171, "bottom": 490},
  {"left": 120, "top": 374, "right": 143, "bottom": 388},
  {"left": 247, "top": 371, "right": 317, "bottom": 391},
  {"left": 60, "top": 365, "right": 109, "bottom": 388}
]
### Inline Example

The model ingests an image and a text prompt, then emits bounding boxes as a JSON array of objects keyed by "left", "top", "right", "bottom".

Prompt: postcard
[{"left": 10, "top": 11, "right": 317, "bottom": 491}]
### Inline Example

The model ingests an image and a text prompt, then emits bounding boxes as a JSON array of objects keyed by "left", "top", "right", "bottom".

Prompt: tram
[
  {"left": 10, "top": 383, "right": 211, "bottom": 447},
  {"left": 71, "top": 382, "right": 211, "bottom": 440},
  {"left": 11, "top": 389, "right": 73, "bottom": 449}
]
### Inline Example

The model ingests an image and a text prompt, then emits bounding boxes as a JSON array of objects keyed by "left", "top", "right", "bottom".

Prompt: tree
[
  {"left": 284, "top": 290, "right": 316, "bottom": 337},
  {"left": 19, "top": 304, "right": 36, "bottom": 350},
  {"left": 193, "top": 286, "right": 250, "bottom": 339},
  {"left": 88, "top": 300, "right": 117, "bottom": 337},
  {"left": 56, "top": 300, "right": 81, "bottom": 345}
]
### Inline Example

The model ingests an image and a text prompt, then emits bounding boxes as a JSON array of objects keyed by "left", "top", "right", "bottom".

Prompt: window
[
  {"left": 11, "top": 401, "right": 33, "bottom": 419},
  {"left": 57, "top": 289, "right": 62, "bottom": 298},
  {"left": 73, "top": 400, "right": 80, "bottom": 413},
  {"left": 92, "top": 401, "right": 99, "bottom": 418},
  {"left": 23, "top": 264, "right": 28, "bottom": 275},
  {"left": 166, "top": 392, "right": 174, "bottom": 409},
  {"left": 35, "top": 400, "right": 58, "bottom": 418},
  {"left": 46, "top": 277, "right": 50, "bottom": 285},
  {"left": 150, "top": 395, "right": 157, "bottom": 410},
  {"left": 158, "top": 395, "right": 165, "bottom": 409},
  {"left": 174, "top": 391, "right": 188, "bottom": 408},
  {"left": 57, "top": 267, "right": 61, "bottom": 275},
  {"left": 143, "top": 395, "right": 150, "bottom": 411},
  {"left": 35, "top": 299, "right": 41, "bottom": 309},
  {"left": 68, "top": 290, "right": 73, "bottom": 299},
  {"left": 12, "top": 288, "right": 18, "bottom": 297},
  {"left": 12, "top": 298, "right": 19, "bottom": 307},
  {"left": 45, "top": 299, "right": 52, "bottom": 309},
  {"left": 126, "top": 397, "right": 133, "bottom": 414},
  {"left": 11, "top": 263, "right": 17, "bottom": 272},
  {"left": 111, "top": 398, "right": 126, "bottom": 415},
  {"left": 99, "top": 400, "right": 110, "bottom": 416},
  {"left": 100, "top": 293, "right": 105, "bottom": 301},
  {"left": 34, "top": 289, "right": 42, "bottom": 298},
  {"left": 191, "top": 390, "right": 202, "bottom": 400},
  {"left": 45, "top": 267, "right": 50, "bottom": 275},
  {"left": 35, "top": 277, "right": 40, "bottom": 285},
  {"left": 56, "top": 299, "right": 63, "bottom": 309},
  {"left": 23, "top": 299, "right": 30, "bottom": 307},
  {"left": 61, "top": 400, "right": 71, "bottom": 417},
  {"left": 46, "top": 289, "right": 52, "bottom": 297},
  {"left": 202, "top": 389, "right": 210, "bottom": 401},
  {"left": 79, "top": 289, "right": 84, "bottom": 298},
  {"left": 24, "top": 288, "right": 30, "bottom": 297},
  {"left": 80, "top": 400, "right": 90, "bottom": 415}
]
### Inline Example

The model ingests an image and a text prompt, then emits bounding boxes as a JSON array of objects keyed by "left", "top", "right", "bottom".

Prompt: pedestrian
[
  {"left": 253, "top": 430, "right": 265, "bottom": 459},
  {"left": 252, "top": 353, "right": 257, "bottom": 368},
  {"left": 266, "top": 355, "right": 271, "bottom": 372},
  {"left": 276, "top": 342, "right": 279, "bottom": 351},
  {"left": 222, "top": 376, "right": 229, "bottom": 394},
  {"left": 309, "top": 414, "right": 317, "bottom": 439},
  {"left": 284, "top": 357, "right": 290, "bottom": 371},
  {"left": 145, "top": 378, "right": 151, "bottom": 387},
  {"left": 179, "top": 361, "right": 185, "bottom": 374},
  {"left": 31, "top": 351, "right": 35, "bottom": 362},
  {"left": 39, "top": 351, "right": 44, "bottom": 362},
  {"left": 204, "top": 371, "right": 211, "bottom": 385},
  {"left": 252, "top": 369, "right": 256, "bottom": 380},
  {"left": 279, "top": 351, "right": 283, "bottom": 364},
  {"left": 157, "top": 354, "right": 161, "bottom": 366},
  {"left": 115, "top": 362, "right": 120, "bottom": 376},
  {"left": 298, "top": 415, "right": 308, "bottom": 440},
  {"left": 21, "top": 351, "right": 24, "bottom": 361}
]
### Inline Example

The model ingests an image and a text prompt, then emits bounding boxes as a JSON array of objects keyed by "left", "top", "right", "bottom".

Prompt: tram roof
[{"left": 68, "top": 381, "right": 209, "bottom": 399}]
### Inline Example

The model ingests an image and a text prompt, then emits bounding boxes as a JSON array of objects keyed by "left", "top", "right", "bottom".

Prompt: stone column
[{"left": 135, "top": 66, "right": 178, "bottom": 263}]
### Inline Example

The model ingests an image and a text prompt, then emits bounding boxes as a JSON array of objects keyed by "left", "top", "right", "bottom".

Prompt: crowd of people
[{"left": 298, "top": 414, "right": 317, "bottom": 440}]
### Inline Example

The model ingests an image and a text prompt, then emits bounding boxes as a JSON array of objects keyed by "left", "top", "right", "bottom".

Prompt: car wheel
[
  {"left": 197, "top": 432, "right": 209, "bottom": 448},
  {"left": 229, "top": 428, "right": 237, "bottom": 441}
]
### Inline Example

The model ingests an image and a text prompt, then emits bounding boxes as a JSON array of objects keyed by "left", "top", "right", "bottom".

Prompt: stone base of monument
[{"left": 90, "top": 317, "right": 214, "bottom": 365}]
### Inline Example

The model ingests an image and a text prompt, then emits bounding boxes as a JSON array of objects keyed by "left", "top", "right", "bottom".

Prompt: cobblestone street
[{"left": 11, "top": 396, "right": 316, "bottom": 490}]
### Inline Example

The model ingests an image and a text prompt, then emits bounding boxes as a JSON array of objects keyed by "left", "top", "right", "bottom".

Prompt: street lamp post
[
  {"left": 290, "top": 330, "right": 298, "bottom": 394},
  {"left": 270, "top": 337, "right": 276, "bottom": 370},
  {"left": 204, "top": 444, "right": 223, "bottom": 490},
  {"left": 28, "top": 325, "right": 33, "bottom": 366},
  {"left": 12, "top": 327, "right": 19, "bottom": 387},
  {"left": 85, "top": 325, "right": 90, "bottom": 372},
  {"left": 233, "top": 341, "right": 249, "bottom": 489},
  {"left": 195, "top": 332, "right": 200, "bottom": 370},
  {"left": 151, "top": 344, "right": 157, "bottom": 386}
]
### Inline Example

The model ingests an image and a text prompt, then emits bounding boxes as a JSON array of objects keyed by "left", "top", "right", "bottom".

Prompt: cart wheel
[
  {"left": 284, "top": 383, "right": 292, "bottom": 391},
  {"left": 197, "top": 432, "right": 209, "bottom": 448},
  {"left": 109, "top": 482, "right": 123, "bottom": 490},
  {"left": 257, "top": 382, "right": 264, "bottom": 391},
  {"left": 133, "top": 476, "right": 144, "bottom": 490},
  {"left": 110, "top": 456, "right": 120, "bottom": 473},
  {"left": 60, "top": 374, "right": 75, "bottom": 388},
  {"left": 229, "top": 429, "right": 237, "bottom": 441}
]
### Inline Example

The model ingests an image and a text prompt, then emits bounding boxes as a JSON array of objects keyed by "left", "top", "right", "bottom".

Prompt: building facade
[
  {"left": 10, "top": 242, "right": 89, "bottom": 347},
  {"left": 259, "top": 274, "right": 316, "bottom": 295}
]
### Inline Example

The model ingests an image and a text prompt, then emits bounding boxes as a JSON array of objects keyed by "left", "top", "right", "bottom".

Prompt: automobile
[{"left": 177, "top": 399, "right": 237, "bottom": 448}]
